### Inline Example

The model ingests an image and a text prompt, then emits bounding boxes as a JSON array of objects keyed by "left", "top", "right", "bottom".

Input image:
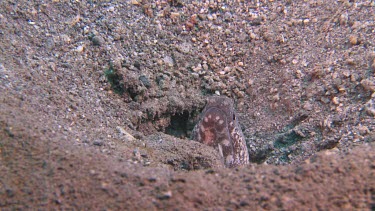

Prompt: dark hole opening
[
  {"left": 165, "top": 111, "right": 195, "bottom": 139},
  {"left": 104, "top": 68, "right": 125, "bottom": 95}
]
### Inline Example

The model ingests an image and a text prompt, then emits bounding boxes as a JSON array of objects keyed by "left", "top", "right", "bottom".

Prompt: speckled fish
[{"left": 192, "top": 96, "right": 249, "bottom": 168}]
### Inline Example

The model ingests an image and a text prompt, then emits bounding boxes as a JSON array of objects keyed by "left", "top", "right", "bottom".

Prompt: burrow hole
[{"left": 165, "top": 110, "right": 200, "bottom": 139}]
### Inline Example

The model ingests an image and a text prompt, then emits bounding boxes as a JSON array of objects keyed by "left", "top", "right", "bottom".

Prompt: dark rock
[
  {"left": 139, "top": 75, "right": 151, "bottom": 88},
  {"left": 134, "top": 61, "right": 141, "bottom": 69},
  {"left": 93, "top": 140, "right": 104, "bottom": 146},
  {"left": 91, "top": 35, "right": 104, "bottom": 46}
]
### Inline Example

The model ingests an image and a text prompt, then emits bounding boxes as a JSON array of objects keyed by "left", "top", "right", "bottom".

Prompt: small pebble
[
  {"left": 332, "top": 97, "right": 340, "bottom": 105},
  {"left": 364, "top": 98, "right": 375, "bottom": 116},
  {"left": 93, "top": 140, "right": 104, "bottom": 146},
  {"left": 338, "top": 86, "right": 346, "bottom": 92},
  {"left": 139, "top": 75, "right": 151, "bottom": 88},
  {"left": 92, "top": 35, "right": 104, "bottom": 46},
  {"left": 303, "top": 102, "right": 313, "bottom": 111},
  {"left": 272, "top": 93, "right": 280, "bottom": 101},
  {"left": 361, "top": 79, "right": 375, "bottom": 91},
  {"left": 295, "top": 70, "right": 303, "bottom": 79},
  {"left": 193, "top": 64, "right": 202, "bottom": 72},
  {"left": 116, "top": 126, "right": 136, "bottom": 141},
  {"left": 134, "top": 61, "right": 141, "bottom": 69},
  {"left": 340, "top": 13, "right": 348, "bottom": 25},
  {"left": 131, "top": 0, "right": 140, "bottom": 5},
  {"left": 158, "top": 190, "right": 172, "bottom": 200},
  {"left": 108, "top": 6, "right": 115, "bottom": 12},
  {"left": 351, "top": 73, "right": 359, "bottom": 82},
  {"left": 224, "top": 66, "right": 231, "bottom": 72},
  {"left": 76, "top": 45, "right": 84, "bottom": 52},
  {"left": 342, "top": 70, "right": 350, "bottom": 78},
  {"left": 133, "top": 148, "right": 141, "bottom": 160},
  {"left": 83, "top": 26, "right": 90, "bottom": 34},
  {"left": 357, "top": 125, "right": 369, "bottom": 135},
  {"left": 349, "top": 35, "right": 359, "bottom": 45},
  {"left": 321, "top": 97, "right": 330, "bottom": 104},
  {"left": 0, "top": 63, "right": 6, "bottom": 73},
  {"left": 170, "top": 12, "right": 180, "bottom": 19},
  {"left": 163, "top": 56, "right": 174, "bottom": 67},
  {"left": 203, "top": 63, "right": 208, "bottom": 70}
]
